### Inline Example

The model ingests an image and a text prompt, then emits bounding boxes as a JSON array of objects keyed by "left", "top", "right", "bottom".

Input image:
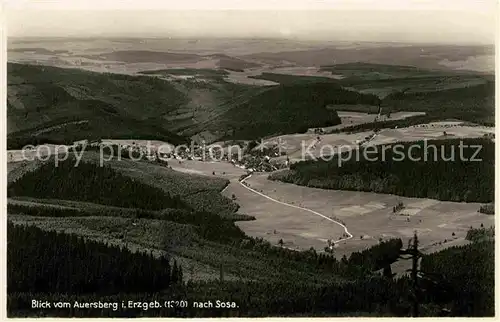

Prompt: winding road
[{"left": 238, "top": 174, "right": 353, "bottom": 244}]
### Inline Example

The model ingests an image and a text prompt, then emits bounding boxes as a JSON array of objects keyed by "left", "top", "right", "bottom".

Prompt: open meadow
[
  {"left": 161, "top": 156, "right": 494, "bottom": 259},
  {"left": 262, "top": 122, "right": 494, "bottom": 162},
  {"left": 235, "top": 173, "right": 494, "bottom": 258},
  {"left": 5, "top": 32, "right": 496, "bottom": 317}
]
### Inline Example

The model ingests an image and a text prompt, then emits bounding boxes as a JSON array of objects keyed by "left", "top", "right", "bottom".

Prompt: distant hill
[
  {"left": 321, "top": 62, "right": 485, "bottom": 81},
  {"left": 382, "top": 82, "right": 495, "bottom": 125},
  {"left": 80, "top": 50, "right": 202, "bottom": 63},
  {"left": 7, "top": 63, "right": 189, "bottom": 148},
  {"left": 217, "top": 82, "right": 380, "bottom": 140},
  {"left": 139, "top": 68, "right": 229, "bottom": 78},
  {"left": 242, "top": 45, "right": 494, "bottom": 71},
  {"left": 8, "top": 63, "right": 380, "bottom": 146},
  {"left": 319, "top": 62, "right": 492, "bottom": 99},
  {"left": 212, "top": 54, "right": 261, "bottom": 71},
  {"left": 248, "top": 72, "right": 340, "bottom": 85},
  {"left": 8, "top": 60, "right": 492, "bottom": 147}
]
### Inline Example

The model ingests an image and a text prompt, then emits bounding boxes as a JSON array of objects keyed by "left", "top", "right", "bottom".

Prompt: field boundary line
[{"left": 238, "top": 174, "right": 353, "bottom": 244}]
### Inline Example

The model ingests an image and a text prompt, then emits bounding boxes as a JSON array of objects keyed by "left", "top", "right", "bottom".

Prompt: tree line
[
  {"left": 8, "top": 159, "right": 187, "bottom": 210},
  {"left": 7, "top": 222, "right": 182, "bottom": 294},
  {"left": 383, "top": 82, "right": 495, "bottom": 126},
  {"left": 419, "top": 240, "right": 494, "bottom": 316},
  {"left": 7, "top": 221, "right": 494, "bottom": 317},
  {"left": 224, "top": 82, "right": 380, "bottom": 140},
  {"left": 7, "top": 203, "right": 247, "bottom": 245},
  {"left": 271, "top": 138, "right": 494, "bottom": 203}
]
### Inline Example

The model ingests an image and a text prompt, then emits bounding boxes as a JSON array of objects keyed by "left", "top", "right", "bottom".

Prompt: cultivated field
[
  {"left": 234, "top": 173, "right": 494, "bottom": 259},
  {"left": 168, "top": 158, "right": 247, "bottom": 180},
  {"left": 321, "top": 110, "right": 427, "bottom": 131},
  {"left": 262, "top": 122, "right": 494, "bottom": 162},
  {"left": 224, "top": 179, "right": 347, "bottom": 251},
  {"left": 134, "top": 158, "right": 345, "bottom": 251}
]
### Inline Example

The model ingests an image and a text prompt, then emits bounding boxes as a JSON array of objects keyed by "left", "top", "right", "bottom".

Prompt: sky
[{"left": 4, "top": 0, "right": 497, "bottom": 44}]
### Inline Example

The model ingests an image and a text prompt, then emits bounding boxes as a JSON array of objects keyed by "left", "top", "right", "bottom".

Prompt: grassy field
[
  {"left": 236, "top": 173, "right": 494, "bottom": 258},
  {"left": 259, "top": 122, "right": 494, "bottom": 162},
  {"left": 161, "top": 157, "right": 493, "bottom": 257},
  {"left": 139, "top": 68, "right": 230, "bottom": 80},
  {"left": 154, "top": 154, "right": 494, "bottom": 258},
  {"left": 224, "top": 179, "right": 346, "bottom": 251}
]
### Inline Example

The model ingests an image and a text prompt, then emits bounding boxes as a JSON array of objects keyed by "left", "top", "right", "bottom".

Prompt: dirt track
[
  {"left": 234, "top": 173, "right": 494, "bottom": 258},
  {"left": 166, "top": 158, "right": 494, "bottom": 257}
]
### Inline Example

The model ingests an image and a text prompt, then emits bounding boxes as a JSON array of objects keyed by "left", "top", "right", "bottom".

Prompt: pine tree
[
  {"left": 219, "top": 264, "right": 224, "bottom": 283},
  {"left": 171, "top": 260, "right": 179, "bottom": 284}
]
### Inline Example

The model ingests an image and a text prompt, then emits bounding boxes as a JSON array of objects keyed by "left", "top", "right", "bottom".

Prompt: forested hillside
[
  {"left": 8, "top": 159, "right": 186, "bottom": 210},
  {"left": 311, "top": 63, "right": 495, "bottom": 127},
  {"left": 78, "top": 151, "right": 240, "bottom": 217},
  {"left": 270, "top": 138, "right": 494, "bottom": 202},
  {"left": 420, "top": 240, "right": 494, "bottom": 316},
  {"left": 221, "top": 82, "right": 379, "bottom": 140},
  {"left": 8, "top": 63, "right": 381, "bottom": 146},
  {"left": 383, "top": 82, "right": 495, "bottom": 125},
  {"left": 7, "top": 63, "right": 188, "bottom": 148},
  {"left": 248, "top": 72, "right": 339, "bottom": 85},
  {"left": 7, "top": 221, "right": 494, "bottom": 317},
  {"left": 10, "top": 62, "right": 490, "bottom": 146},
  {"left": 7, "top": 222, "right": 181, "bottom": 294}
]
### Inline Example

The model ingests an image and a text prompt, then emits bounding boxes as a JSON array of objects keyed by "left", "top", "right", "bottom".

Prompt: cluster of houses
[{"left": 69, "top": 138, "right": 291, "bottom": 172}]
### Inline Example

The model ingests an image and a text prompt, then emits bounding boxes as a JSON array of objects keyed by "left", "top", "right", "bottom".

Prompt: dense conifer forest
[
  {"left": 7, "top": 220, "right": 493, "bottom": 317},
  {"left": 7, "top": 222, "right": 182, "bottom": 294},
  {"left": 270, "top": 138, "right": 494, "bottom": 202},
  {"left": 223, "top": 82, "right": 380, "bottom": 140},
  {"left": 8, "top": 159, "right": 186, "bottom": 210},
  {"left": 383, "top": 82, "right": 495, "bottom": 126},
  {"left": 420, "top": 240, "right": 494, "bottom": 316},
  {"left": 7, "top": 203, "right": 247, "bottom": 245}
]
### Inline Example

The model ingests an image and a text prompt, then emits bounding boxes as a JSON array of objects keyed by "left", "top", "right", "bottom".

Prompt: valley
[{"left": 6, "top": 36, "right": 495, "bottom": 317}]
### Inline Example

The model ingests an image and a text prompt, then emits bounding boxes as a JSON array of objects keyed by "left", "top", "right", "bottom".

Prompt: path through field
[
  {"left": 239, "top": 174, "right": 353, "bottom": 245},
  {"left": 165, "top": 158, "right": 493, "bottom": 260},
  {"left": 223, "top": 178, "right": 349, "bottom": 251}
]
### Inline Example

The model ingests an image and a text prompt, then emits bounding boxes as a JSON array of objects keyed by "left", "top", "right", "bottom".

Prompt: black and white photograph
[{"left": 3, "top": 0, "right": 497, "bottom": 318}]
